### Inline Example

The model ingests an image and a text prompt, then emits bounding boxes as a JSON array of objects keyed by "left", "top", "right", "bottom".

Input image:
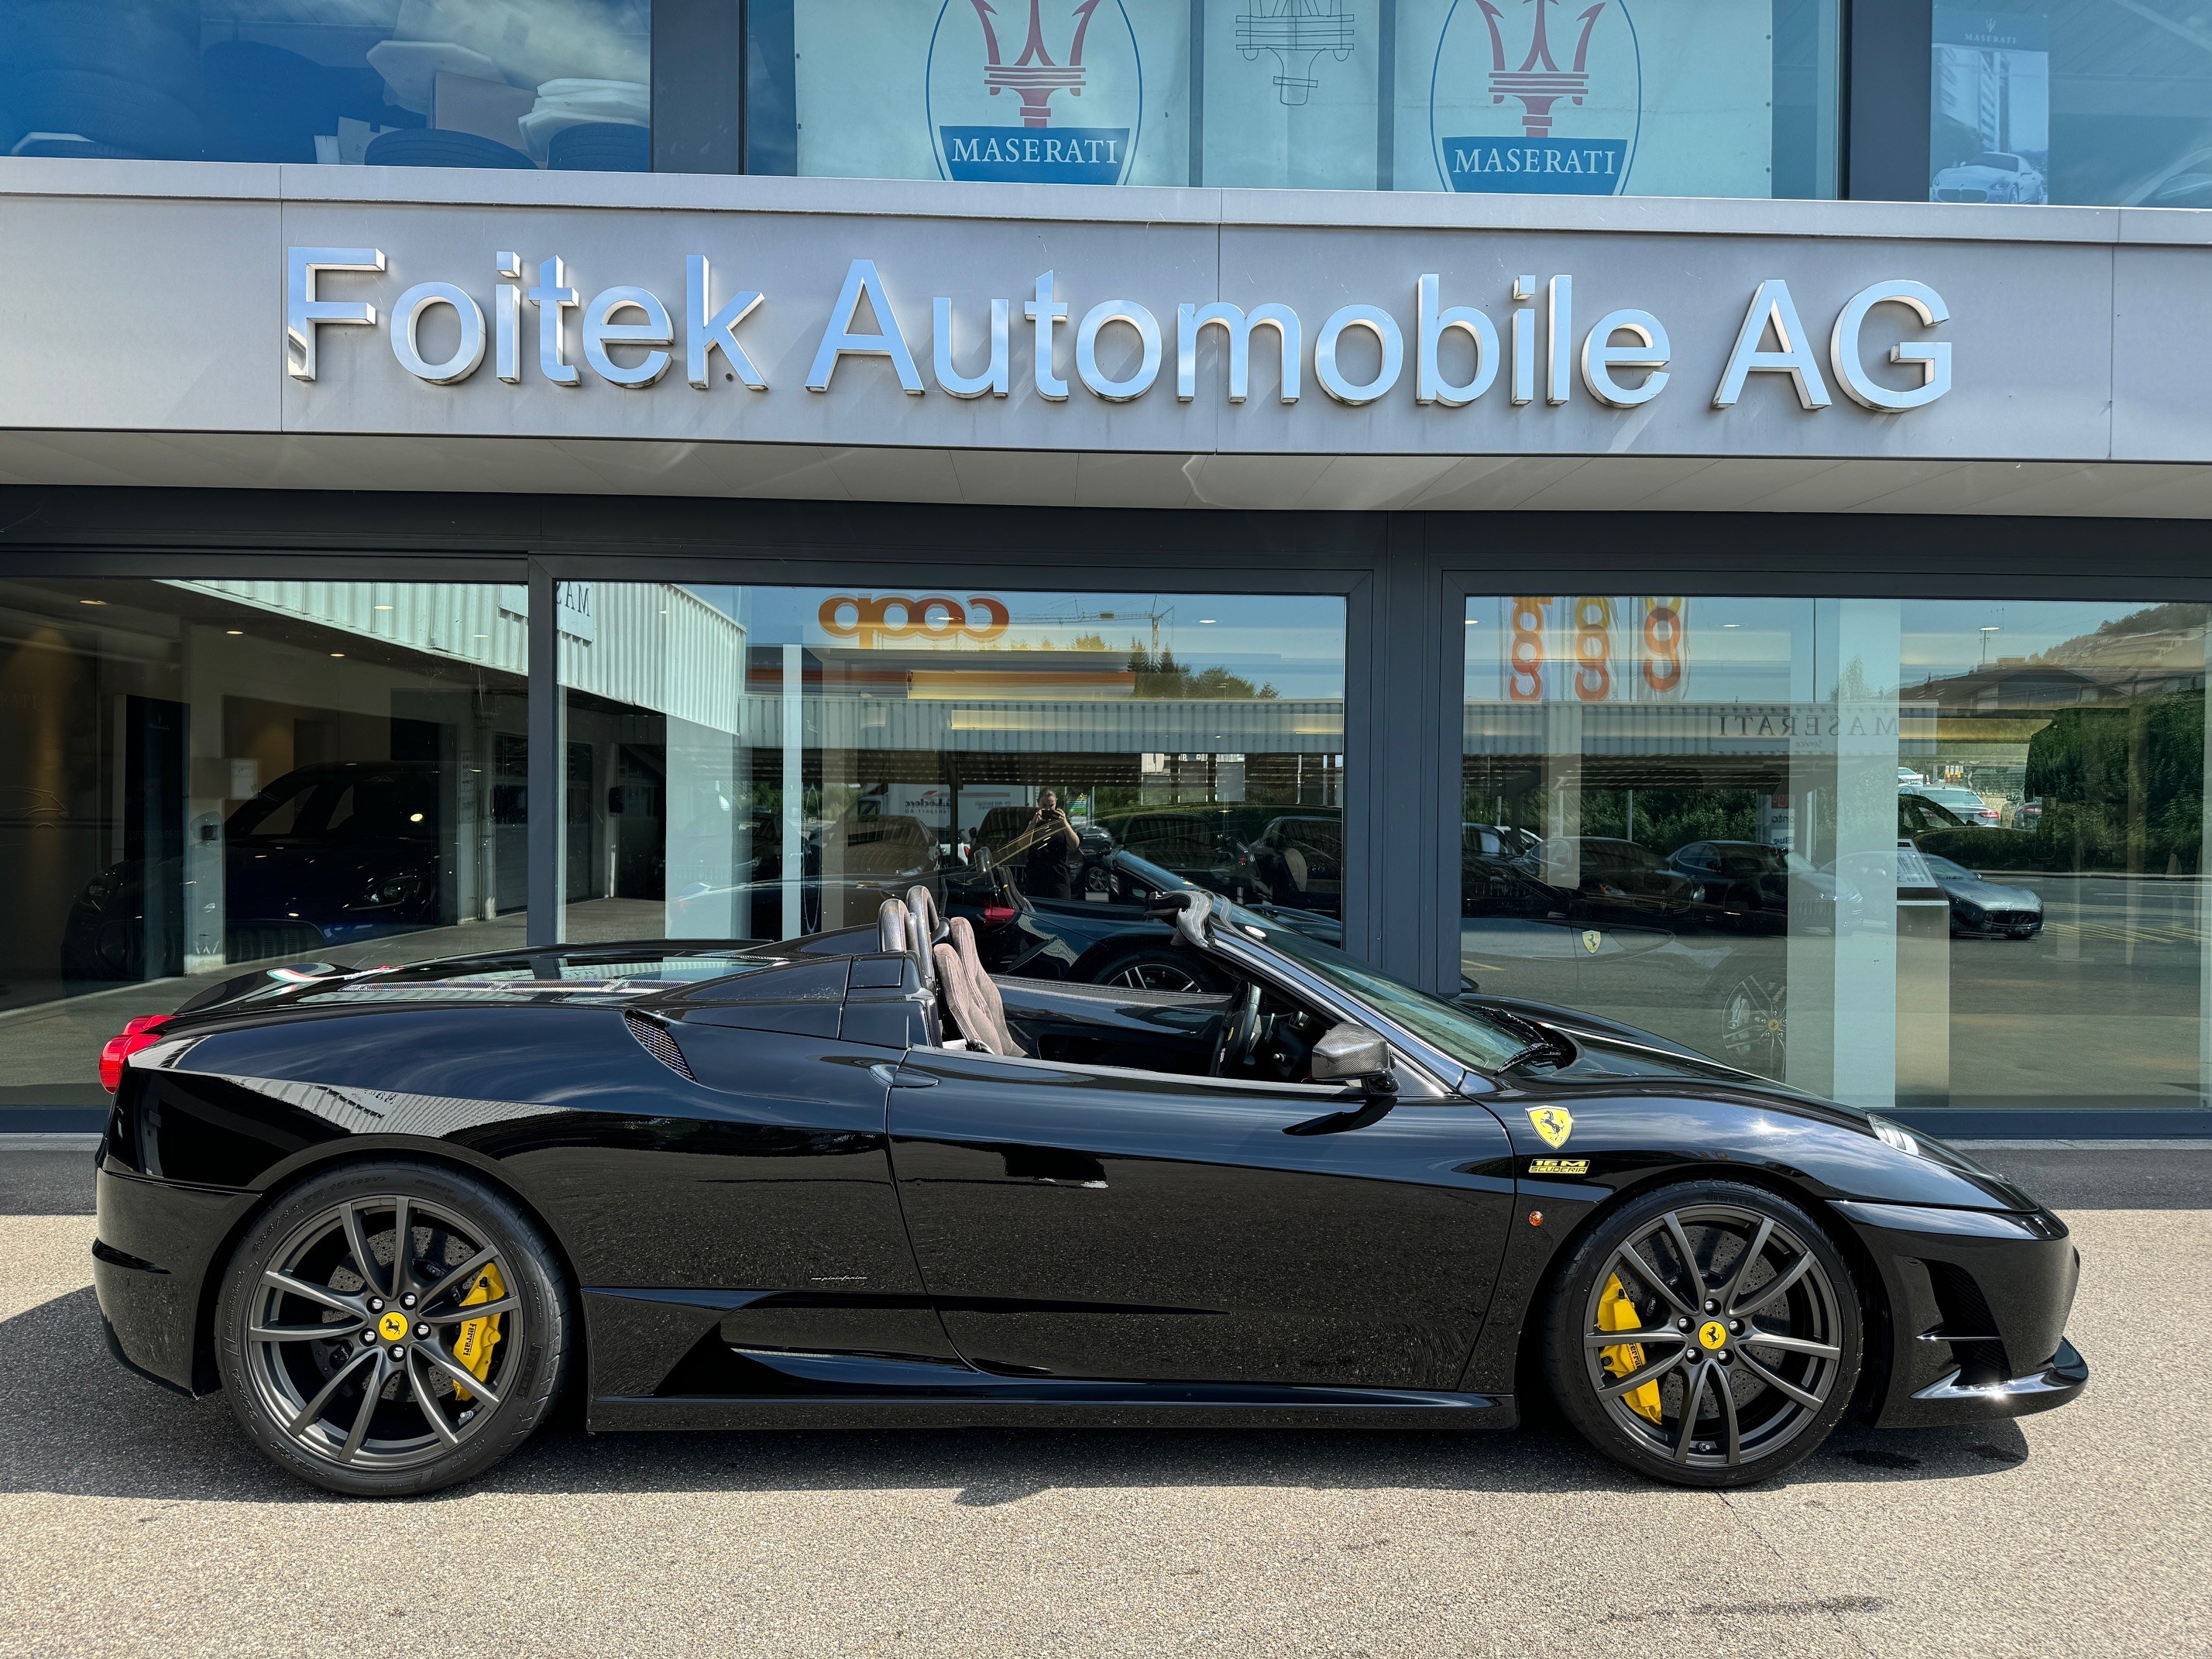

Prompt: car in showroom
[
  {"left": 91, "top": 854, "right": 2084, "bottom": 1498},
  {"left": 61, "top": 761, "right": 450, "bottom": 979}
]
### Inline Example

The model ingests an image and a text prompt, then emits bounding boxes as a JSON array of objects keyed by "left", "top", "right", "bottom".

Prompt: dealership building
[{"left": 4, "top": 1, "right": 2212, "bottom": 1140}]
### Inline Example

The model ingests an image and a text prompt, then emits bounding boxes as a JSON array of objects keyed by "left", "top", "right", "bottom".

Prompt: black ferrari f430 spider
[{"left": 91, "top": 854, "right": 2086, "bottom": 1496}]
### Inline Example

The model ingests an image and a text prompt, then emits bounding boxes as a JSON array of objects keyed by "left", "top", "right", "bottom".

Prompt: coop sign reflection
[
  {"left": 287, "top": 249, "right": 1953, "bottom": 416},
  {"left": 817, "top": 594, "right": 1012, "bottom": 648}
]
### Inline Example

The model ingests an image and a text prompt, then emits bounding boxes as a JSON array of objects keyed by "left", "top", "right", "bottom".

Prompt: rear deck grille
[{"left": 623, "top": 1012, "right": 696, "bottom": 1081}]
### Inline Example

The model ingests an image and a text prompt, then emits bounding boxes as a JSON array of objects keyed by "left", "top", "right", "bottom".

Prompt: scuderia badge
[{"left": 1527, "top": 1106, "right": 1575, "bottom": 1149}]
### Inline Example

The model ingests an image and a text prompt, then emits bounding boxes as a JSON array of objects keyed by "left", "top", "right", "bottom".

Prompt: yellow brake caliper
[
  {"left": 1599, "top": 1273, "right": 1664, "bottom": 1424},
  {"left": 448, "top": 1262, "right": 506, "bottom": 1403}
]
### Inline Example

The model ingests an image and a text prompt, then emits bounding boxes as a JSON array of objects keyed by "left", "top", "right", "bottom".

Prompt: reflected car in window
[
  {"left": 62, "top": 762, "right": 445, "bottom": 979},
  {"left": 1932, "top": 151, "right": 2047, "bottom": 204},
  {"left": 1922, "top": 854, "right": 2045, "bottom": 939},
  {"left": 1510, "top": 836, "right": 1709, "bottom": 927},
  {"left": 1246, "top": 814, "right": 1344, "bottom": 913},
  {"left": 1898, "top": 792, "right": 1973, "bottom": 840},
  {"left": 1905, "top": 785, "right": 1999, "bottom": 829},
  {"left": 1664, "top": 841, "right": 1860, "bottom": 935}
]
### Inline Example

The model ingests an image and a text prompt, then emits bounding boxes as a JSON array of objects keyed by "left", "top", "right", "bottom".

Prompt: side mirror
[{"left": 1311, "top": 1022, "right": 1396, "bottom": 1094}]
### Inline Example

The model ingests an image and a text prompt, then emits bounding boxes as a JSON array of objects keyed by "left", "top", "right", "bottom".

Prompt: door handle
[{"left": 871, "top": 1063, "right": 938, "bottom": 1088}]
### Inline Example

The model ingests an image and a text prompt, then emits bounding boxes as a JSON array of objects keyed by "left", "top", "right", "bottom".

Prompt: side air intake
[{"left": 623, "top": 1012, "right": 696, "bottom": 1081}]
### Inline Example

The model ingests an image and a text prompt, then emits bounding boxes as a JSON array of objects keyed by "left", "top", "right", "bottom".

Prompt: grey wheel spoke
[
  {"left": 286, "top": 1345, "right": 378, "bottom": 1437},
  {"left": 1663, "top": 1211, "right": 1709, "bottom": 1302},
  {"left": 1716, "top": 1369, "right": 1743, "bottom": 1465},
  {"left": 340, "top": 1202, "right": 385, "bottom": 1300},
  {"left": 337, "top": 1352, "right": 390, "bottom": 1463},
  {"left": 1597, "top": 1345, "right": 1690, "bottom": 1400},
  {"left": 407, "top": 1355, "right": 462, "bottom": 1448},
  {"left": 1617, "top": 1243, "right": 1696, "bottom": 1317},
  {"left": 414, "top": 1341, "right": 504, "bottom": 1409},
  {"left": 389, "top": 1197, "right": 414, "bottom": 1298},
  {"left": 252, "top": 1317, "right": 365, "bottom": 1342},
  {"left": 1736, "top": 1348, "right": 1827, "bottom": 1410},
  {"left": 420, "top": 1245, "right": 497, "bottom": 1310},
  {"left": 1584, "top": 1328, "right": 1690, "bottom": 1348},
  {"left": 1730, "top": 1251, "right": 1815, "bottom": 1318},
  {"left": 262, "top": 1269, "right": 362, "bottom": 1318},
  {"left": 1715, "top": 1216, "right": 1774, "bottom": 1311},
  {"left": 1741, "top": 1331, "right": 1840, "bottom": 1360},
  {"left": 1672, "top": 1362, "right": 1711, "bottom": 1463},
  {"left": 423, "top": 1296, "right": 517, "bottom": 1327}
]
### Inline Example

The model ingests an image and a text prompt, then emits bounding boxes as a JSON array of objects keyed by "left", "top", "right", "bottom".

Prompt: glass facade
[
  {"left": 25, "top": 3, "right": 2212, "bottom": 211},
  {"left": 5, "top": 557, "right": 2210, "bottom": 1135},
  {"left": 0, "top": 0, "right": 1842, "bottom": 197},
  {"left": 0, "top": 579, "right": 527, "bottom": 1115},
  {"left": 1462, "top": 592, "right": 2212, "bottom": 1118},
  {"left": 1, "top": 2, "right": 649, "bottom": 169},
  {"left": 556, "top": 583, "right": 1345, "bottom": 988}
]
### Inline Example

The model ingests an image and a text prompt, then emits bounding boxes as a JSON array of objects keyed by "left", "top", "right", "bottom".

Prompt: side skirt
[{"left": 592, "top": 1382, "right": 1518, "bottom": 1434}]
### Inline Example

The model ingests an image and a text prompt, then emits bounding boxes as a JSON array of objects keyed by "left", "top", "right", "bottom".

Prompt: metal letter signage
[{"left": 281, "top": 248, "right": 1954, "bottom": 424}]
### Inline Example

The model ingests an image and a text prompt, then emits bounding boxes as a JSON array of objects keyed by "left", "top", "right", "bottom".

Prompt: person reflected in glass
[{"left": 1021, "top": 789, "right": 1081, "bottom": 900}]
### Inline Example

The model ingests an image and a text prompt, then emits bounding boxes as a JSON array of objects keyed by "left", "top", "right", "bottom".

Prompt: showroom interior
[{"left": 6, "top": 2, "right": 2212, "bottom": 1141}]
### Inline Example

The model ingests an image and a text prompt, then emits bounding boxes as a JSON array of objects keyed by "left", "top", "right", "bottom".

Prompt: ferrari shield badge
[
  {"left": 1581, "top": 929, "right": 1602, "bottom": 954},
  {"left": 1527, "top": 1106, "right": 1574, "bottom": 1149}
]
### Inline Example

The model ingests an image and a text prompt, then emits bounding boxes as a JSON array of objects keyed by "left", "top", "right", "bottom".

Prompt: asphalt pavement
[{"left": 2, "top": 1144, "right": 2206, "bottom": 1657}]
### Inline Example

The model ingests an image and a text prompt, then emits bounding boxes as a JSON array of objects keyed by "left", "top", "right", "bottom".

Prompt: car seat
[
  {"left": 930, "top": 939, "right": 1025, "bottom": 1058},
  {"left": 946, "top": 915, "right": 1015, "bottom": 1055}
]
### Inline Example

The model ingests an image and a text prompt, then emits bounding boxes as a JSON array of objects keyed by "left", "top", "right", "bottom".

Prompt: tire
[
  {"left": 1087, "top": 946, "right": 1226, "bottom": 995},
  {"left": 1543, "top": 1180, "right": 1860, "bottom": 1488},
  {"left": 215, "top": 1159, "right": 571, "bottom": 1497}
]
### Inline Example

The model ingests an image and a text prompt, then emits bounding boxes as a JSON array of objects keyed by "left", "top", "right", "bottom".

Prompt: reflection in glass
[
  {"left": 1462, "top": 593, "right": 2212, "bottom": 1122},
  {"left": 1929, "top": 2, "right": 2212, "bottom": 208},
  {"left": 557, "top": 584, "right": 1345, "bottom": 996},
  {"left": 3, "top": 2, "right": 649, "bottom": 170},
  {"left": 0, "top": 579, "right": 527, "bottom": 1118}
]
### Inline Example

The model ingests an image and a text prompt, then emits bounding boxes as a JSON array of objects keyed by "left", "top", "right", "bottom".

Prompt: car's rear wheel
[
  {"left": 215, "top": 1160, "right": 570, "bottom": 1496},
  {"left": 1544, "top": 1181, "right": 1860, "bottom": 1488}
]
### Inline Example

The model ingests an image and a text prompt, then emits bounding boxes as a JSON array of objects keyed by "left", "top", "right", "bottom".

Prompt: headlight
[{"left": 1868, "top": 1115, "right": 1922, "bottom": 1158}]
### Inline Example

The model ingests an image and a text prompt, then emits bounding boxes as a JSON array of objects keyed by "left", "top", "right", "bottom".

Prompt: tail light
[
  {"left": 99, "top": 1016, "right": 170, "bottom": 1094},
  {"left": 981, "top": 903, "right": 1018, "bottom": 929}
]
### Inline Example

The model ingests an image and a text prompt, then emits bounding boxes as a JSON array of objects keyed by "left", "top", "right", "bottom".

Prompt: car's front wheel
[
  {"left": 1544, "top": 1181, "right": 1860, "bottom": 1487},
  {"left": 215, "top": 1159, "right": 571, "bottom": 1496}
]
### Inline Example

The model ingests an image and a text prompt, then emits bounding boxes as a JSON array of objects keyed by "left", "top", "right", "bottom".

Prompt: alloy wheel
[
  {"left": 1581, "top": 1201, "right": 1846, "bottom": 1470},
  {"left": 1101, "top": 958, "right": 1205, "bottom": 993},
  {"left": 242, "top": 1195, "right": 523, "bottom": 1472}
]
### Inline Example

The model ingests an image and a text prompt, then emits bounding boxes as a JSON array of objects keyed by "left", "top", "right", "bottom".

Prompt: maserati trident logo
[
  {"left": 1237, "top": 1, "right": 1355, "bottom": 106},
  {"left": 1433, "top": 0, "right": 1641, "bottom": 195},
  {"left": 929, "top": 0, "right": 1142, "bottom": 185},
  {"left": 1481, "top": 0, "right": 1603, "bottom": 139},
  {"left": 980, "top": 0, "right": 1096, "bottom": 127}
]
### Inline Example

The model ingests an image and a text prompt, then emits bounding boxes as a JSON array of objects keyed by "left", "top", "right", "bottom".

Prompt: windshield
[{"left": 1219, "top": 902, "right": 1527, "bottom": 1072}]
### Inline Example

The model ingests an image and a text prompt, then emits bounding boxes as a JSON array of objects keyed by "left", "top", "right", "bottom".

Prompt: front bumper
[
  {"left": 1830, "top": 1199, "right": 2086, "bottom": 1429},
  {"left": 1911, "top": 1337, "right": 2088, "bottom": 1417}
]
